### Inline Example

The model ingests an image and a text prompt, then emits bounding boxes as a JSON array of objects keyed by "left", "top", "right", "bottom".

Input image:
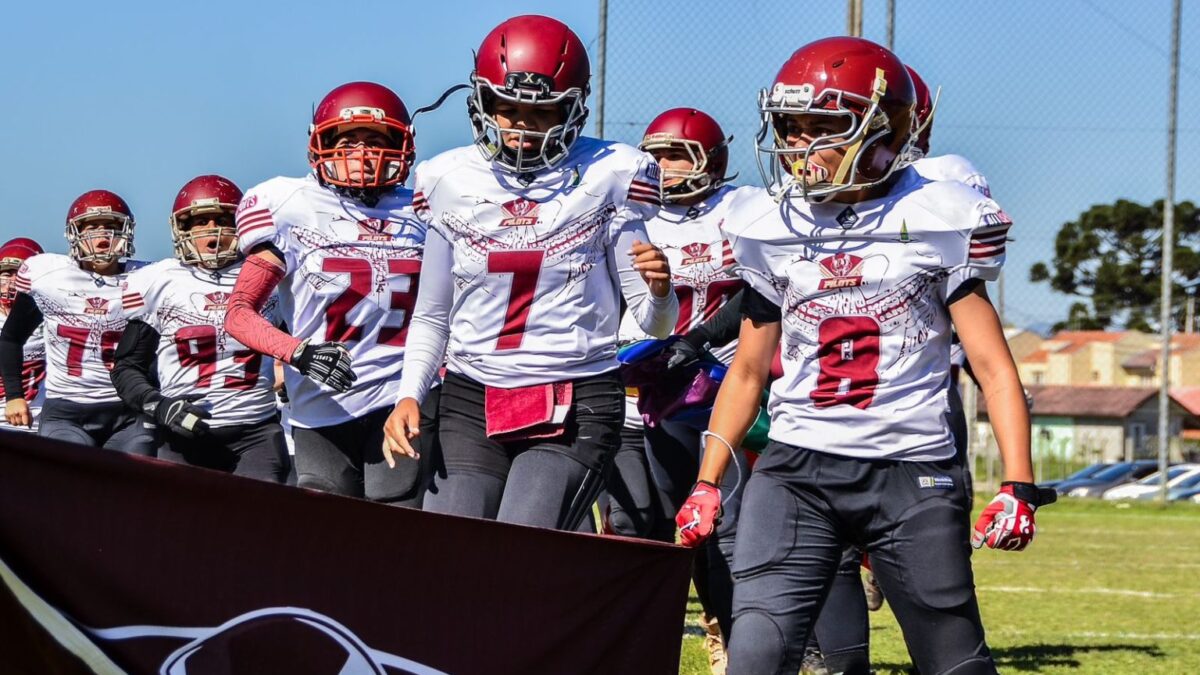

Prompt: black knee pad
[
  {"left": 822, "top": 649, "right": 871, "bottom": 675},
  {"left": 894, "top": 500, "right": 975, "bottom": 611},
  {"left": 296, "top": 475, "right": 343, "bottom": 494},
  {"left": 727, "top": 611, "right": 788, "bottom": 675},
  {"left": 939, "top": 655, "right": 998, "bottom": 675},
  {"left": 606, "top": 508, "right": 648, "bottom": 538}
]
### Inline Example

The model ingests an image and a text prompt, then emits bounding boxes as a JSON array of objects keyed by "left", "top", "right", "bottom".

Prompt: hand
[
  {"left": 675, "top": 480, "right": 721, "bottom": 547},
  {"left": 5, "top": 398, "right": 31, "bottom": 428},
  {"left": 382, "top": 397, "right": 422, "bottom": 468},
  {"left": 972, "top": 481, "right": 1054, "bottom": 551},
  {"left": 146, "top": 394, "right": 212, "bottom": 439},
  {"left": 292, "top": 340, "right": 356, "bottom": 392},
  {"left": 665, "top": 338, "right": 703, "bottom": 371},
  {"left": 629, "top": 240, "right": 672, "bottom": 298}
]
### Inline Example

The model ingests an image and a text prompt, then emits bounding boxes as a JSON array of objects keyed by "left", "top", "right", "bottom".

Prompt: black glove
[
  {"left": 665, "top": 336, "right": 705, "bottom": 371},
  {"left": 145, "top": 393, "right": 212, "bottom": 439},
  {"left": 291, "top": 340, "right": 356, "bottom": 392}
]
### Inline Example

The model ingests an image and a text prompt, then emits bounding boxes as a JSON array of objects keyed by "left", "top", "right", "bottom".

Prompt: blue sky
[{"left": 0, "top": 0, "right": 1194, "bottom": 331}]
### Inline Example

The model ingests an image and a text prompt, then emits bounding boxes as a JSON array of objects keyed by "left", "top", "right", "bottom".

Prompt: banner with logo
[{"left": 0, "top": 431, "right": 692, "bottom": 674}]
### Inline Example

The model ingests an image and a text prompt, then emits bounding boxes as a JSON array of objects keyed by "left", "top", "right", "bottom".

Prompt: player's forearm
[
  {"left": 396, "top": 315, "right": 448, "bottom": 403},
  {"left": 978, "top": 368, "right": 1034, "bottom": 483},
  {"left": 110, "top": 320, "right": 163, "bottom": 411},
  {"left": 225, "top": 255, "right": 300, "bottom": 362},
  {"left": 396, "top": 229, "right": 452, "bottom": 403},
  {"left": 0, "top": 293, "right": 41, "bottom": 401},
  {"left": 612, "top": 227, "right": 678, "bottom": 338},
  {"left": 698, "top": 361, "right": 768, "bottom": 485},
  {"left": 683, "top": 286, "right": 744, "bottom": 349}
]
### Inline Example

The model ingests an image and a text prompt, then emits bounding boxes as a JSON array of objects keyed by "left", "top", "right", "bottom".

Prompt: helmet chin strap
[{"left": 832, "top": 67, "right": 889, "bottom": 186}]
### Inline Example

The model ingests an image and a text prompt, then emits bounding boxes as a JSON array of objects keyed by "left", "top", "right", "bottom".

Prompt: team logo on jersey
[
  {"left": 203, "top": 292, "right": 231, "bottom": 311},
  {"left": 499, "top": 198, "right": 541, "bottom": 227},
  {"left": 817, "top": 253, "right": 866, "bottom": 290},
  {"left": 680, "top": 242, "right": 713, "bottom": 266},
  {"left": 356, "top": 218, "right": 393, "bottom": 242},
  {"left": 83, "top": 297, "right": 110, "bottom": 315},
  {"left": 835, "top": 206, "right": 859, "bottom": 229}
]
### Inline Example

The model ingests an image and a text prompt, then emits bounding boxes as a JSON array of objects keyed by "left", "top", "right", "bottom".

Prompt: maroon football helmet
[
  {"left": 639, "top": 108, "right": 732, "bottom": 202},
  {"left": 906, "top": 65, "right": 939, "bottom": 157},
  {"left": 308, "top": 82, "right": 415, "bottom": 191},
  {"left": 65, "top": 190, "right": 135, "bottom": 263},
  {"left": 0, "top": 237, "right": 43, "bottom": 307},
  {"left": 469, "top": 15, "right": 590, "bottom": 172},
  {"left": 170, "top": 175, "right": 243, "bottom": 269},
  {"left": 755, "top": 36, "right": 916, "bottom": 201}
]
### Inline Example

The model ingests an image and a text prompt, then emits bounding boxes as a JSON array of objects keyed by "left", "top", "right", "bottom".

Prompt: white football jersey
[
  {"left": 723, "top": 168, "right": 1011, "bottom": 460},
  {"left": 913, "top": 153, "right": 994, "bottom": 371},
  {"left": 397, "top": 137, "right": 678, "bottom": 400},
  {"left": 0, "top": 310, "right": 46, "bottom": 431},
  {"left": 122, "top": 258, "right": 279, "bottom": 427},
  {"left": 14, "top": 254, "right": 148, "bottom": 404},
  {"left": 236, "top": 174, "right": 425, "bottom": 428},
  {"left": 618, "top": 184, "right": 744, "bottom": 365},
  {"left": 911, "top": 154, "right": 991, "bottom": 198}
]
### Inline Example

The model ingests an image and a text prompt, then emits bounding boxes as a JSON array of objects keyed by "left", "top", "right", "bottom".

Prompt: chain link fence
[{"left": 597, "top": 0, "right": 1199, "bottom": 486}]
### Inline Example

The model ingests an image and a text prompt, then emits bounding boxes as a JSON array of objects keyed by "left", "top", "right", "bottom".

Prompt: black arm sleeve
[
  {"left": 109, "top": 319, "right": 163, "bottom": 412},
  {"left": 681, "top": 285, "right": 746, "bottom": 350},
  {"left": 0, "top": 293, "right": 43, "bottom": 401},
  {"left": 740, "top": 286, "right": 783, "bottom": 323}
]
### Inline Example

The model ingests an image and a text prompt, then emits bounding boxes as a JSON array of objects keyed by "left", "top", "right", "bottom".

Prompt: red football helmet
[
  {"left": 906, "top": 65, "right": 939, "bottom": 157},
  {"left": 639, "top": 108, "right": 733, "bottom": 203},
  {"left": 65, "top": 190, "right": 135, "bottom": 263},
  {"left": 469, "top": 15, "right": 590, "bottom": 173},
  {"left": 308, "top": 82, "right": 415, "bottom": 191},
  {"left": 755, "top": 37, "right": 916, "bottom": 201},
  {"left": 0, "top": 237, "right": 43, "bottom": 307},
  {"left": 170, "top": 175, "right": 243, "bottom": 269}
]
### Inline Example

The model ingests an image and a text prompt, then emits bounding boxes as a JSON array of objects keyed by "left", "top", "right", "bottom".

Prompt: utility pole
[
  {"left": 1158, "top": 0, "right": 1181, "bottom": 503},
  {"left": 847, "top": 0, "right": 864, "bottom": 37},
  {"left": 595, "top": 0, "right": 608, "bottom": 139},
  {"left": 886, "top": 0, "right": 896, "bottom": 50}
]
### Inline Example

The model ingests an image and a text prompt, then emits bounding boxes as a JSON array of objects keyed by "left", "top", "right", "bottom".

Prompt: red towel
[{"left": 485, "top": 381, "right": 573, "bottom": 441}]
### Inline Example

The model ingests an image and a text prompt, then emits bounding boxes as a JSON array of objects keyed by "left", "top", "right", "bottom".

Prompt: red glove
[
  {"left": 972, "top": 481, "right": 1054, "bottom": 551},
  {"left": 676, "top": 480, "right": 721, "bottom": 548}
]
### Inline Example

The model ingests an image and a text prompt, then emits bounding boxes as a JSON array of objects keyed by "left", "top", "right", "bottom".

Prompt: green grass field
[{"left": 678, "top": 498, "right": 1200, "bottom": 674}]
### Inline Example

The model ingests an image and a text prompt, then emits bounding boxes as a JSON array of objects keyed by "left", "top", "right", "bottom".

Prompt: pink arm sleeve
[{"left": 225, "top": 254, "right": 302, "bottom": 363}]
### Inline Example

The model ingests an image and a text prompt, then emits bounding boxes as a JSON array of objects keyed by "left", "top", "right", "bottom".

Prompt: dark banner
[{"left": 0, "top": 431, "right": 692, "bottom": 674}]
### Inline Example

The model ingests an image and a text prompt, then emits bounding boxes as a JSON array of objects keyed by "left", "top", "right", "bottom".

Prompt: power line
[{"left": 1075, "top": 0, "right": 1200, "bottom": 82}]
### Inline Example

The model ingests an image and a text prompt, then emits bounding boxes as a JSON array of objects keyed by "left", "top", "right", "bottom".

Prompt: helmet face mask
[
  {"left": 307, "top": 83, "right": 416, "bottom": 203},
  {"left": 754, "top": 37, "right": 916, "bottom": 203},
  {"left": 639, "top": 108, "right": 731, "bottom": 204},
  {"left": 171, "top": 207, "right": 239, "bottom": 270},
  {"left": 469, "top": 78, "right": 586, "bottom": 173},
  {"left": 469, "top": 15, "right": 591, "bottom": 174},
  {"left": 64, "top": 190, "right": 136, "bottom": 265},
  {"left": 169, "top": 175, "right": 243, "bottom": 270}
]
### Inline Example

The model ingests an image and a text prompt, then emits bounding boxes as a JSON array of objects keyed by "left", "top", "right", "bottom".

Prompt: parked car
[
  {"left": 1040, "top": 463, "right": 1111, "bottom": 490},
  {"left": 1104, "top": 464, "right": 1200, "bottom": 500},
  {"left": 1170, "top": 485, "right": 1200, "bottom": 502},
  {"left": 1059, "top": 461, "right": 1162, "bottom": 498}
]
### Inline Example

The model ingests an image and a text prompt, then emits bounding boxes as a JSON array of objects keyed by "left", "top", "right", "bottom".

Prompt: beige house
[
  {"left": 1015, "top": 331, "right": 1156, "bottom": 387},
  {"left": 1119, "top": 334, "right": 1200, "bottom": 387}
]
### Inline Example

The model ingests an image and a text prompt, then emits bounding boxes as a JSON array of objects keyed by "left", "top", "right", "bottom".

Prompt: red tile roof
[{"left": 979, "top": 385, "right": 1165, "bottom": 418}]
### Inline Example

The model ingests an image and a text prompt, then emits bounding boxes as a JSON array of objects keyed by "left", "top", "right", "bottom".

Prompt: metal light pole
[
  {"left": 886, "top": 0, "right": 896, "bottom": 50},
  {"left": 847, "top": 0, "right": 864, "bottom": 37},
  {"left": 1158, "top": 0, "right": 1181, "bottom": 503},
  {"left": 595, "top": 0, "right": 608, "bottom": 139}
]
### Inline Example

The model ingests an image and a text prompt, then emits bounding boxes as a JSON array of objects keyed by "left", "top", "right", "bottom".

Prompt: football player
[
  {"left": 0, "top": 191, "right": 153, "bottom": 453},
  {"left": 223, "top": 82, "right": 435, "bottom": 504},
  {"left": 111, "top": 175, "right": 289, "bottom": 483},
  {"left": 384, "top": 15, "right": 678, "bottom": 532},
  {"left": 676, "top": 38, "right": 1048, "bottom": 675},
  {"left": 0, "top": 238, "right": 46, "bottom": 432},
  {"left": 612, "top": 108, "right": 746, "bottom": 661}
]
